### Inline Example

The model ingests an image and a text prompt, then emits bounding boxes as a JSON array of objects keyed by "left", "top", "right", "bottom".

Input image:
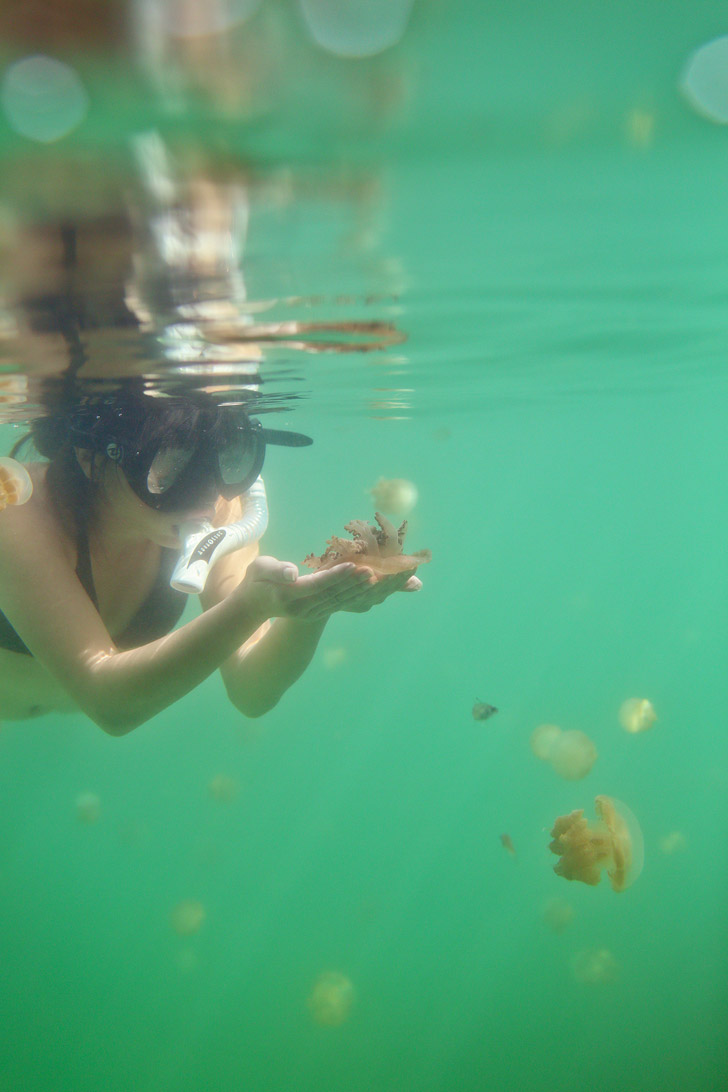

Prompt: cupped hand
[{"left": 239, "top": 555, "right": 422, "bottom": 624}]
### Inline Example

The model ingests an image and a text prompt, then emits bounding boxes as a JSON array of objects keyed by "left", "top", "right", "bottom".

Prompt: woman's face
[{"left": 90, "top": 454, "right": 221, "bottom": 548}]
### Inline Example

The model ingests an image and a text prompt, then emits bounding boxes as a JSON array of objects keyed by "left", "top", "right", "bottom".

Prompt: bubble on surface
[
  {"left": 307, "top": 970, "right": 355, "bottom": 1026},
  {"left": 299, "top": 0, "right": 415, "bottom": 58},
  {"left": 680, "top": 37, "right": 728, "bottom": 125},
  {"left": 1, "top": 55, "right": 88, "bottom": 143}
]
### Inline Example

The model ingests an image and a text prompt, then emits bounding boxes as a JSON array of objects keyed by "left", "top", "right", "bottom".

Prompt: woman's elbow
[
  {"left": 90, "top": 707, "right": 144, "bottom": 736},
  {"left": 229, "top": 691, "right": 280, "bottom": 719}
]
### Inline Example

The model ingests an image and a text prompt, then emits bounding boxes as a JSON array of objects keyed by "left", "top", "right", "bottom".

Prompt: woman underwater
[{"left": 0, "top": 383, "right": 422, "bottom": 733}]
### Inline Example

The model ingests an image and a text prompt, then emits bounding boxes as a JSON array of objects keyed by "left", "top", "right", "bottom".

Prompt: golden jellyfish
[
  {"left": 307, "top": 971, "right": 355, "bottom": 1027},
  {"left": 367, "top": 477, "right": 418, "bottom": 516},
  {"left": 542, "top": 897, "right": 575, "bottom": 934},
  {"left": 0, "top": 458, "right": 33, "bottom": 510},
  {"left": 530, "top": 723, "right": 563, "bottom": 761},
  {"left": 75, "top": 791, "right": 101, "bottom": 824},
  {"left": 170, "top": 899, "right": 206, "bottom": 936},
  {"left": 549, "top": 795, "right": 644, "bottom": 893},
  {"left": 548, "top": 730, "right": 598, "bottom": 781},
  {"left": 619, "top": 697, "right": 657, "bottom": 734},
  {"left": 572, "top": 947, "right": 619, "bottom": 985}
]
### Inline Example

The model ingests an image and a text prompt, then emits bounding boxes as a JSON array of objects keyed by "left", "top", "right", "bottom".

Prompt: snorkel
[{"left": 170, "top": 475, "right": 268, "bottom": 593}]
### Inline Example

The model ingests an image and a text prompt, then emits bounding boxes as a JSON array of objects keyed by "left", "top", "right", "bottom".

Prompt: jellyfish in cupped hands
[{"left": 548, "top": 795, "right": 644, "bottom": 893}]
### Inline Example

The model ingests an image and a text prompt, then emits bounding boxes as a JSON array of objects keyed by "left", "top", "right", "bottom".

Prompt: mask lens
[
  {"left": 218, "top": 426, "right": 259, "bottom": 486},
  {"left": 147, "top": 444, "right": 196, "bottom": 495}
]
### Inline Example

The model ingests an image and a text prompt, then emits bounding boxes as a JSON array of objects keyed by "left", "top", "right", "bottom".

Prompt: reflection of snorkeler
[{"left": 0, "top": 384, "right": 422, "bottom": 730}]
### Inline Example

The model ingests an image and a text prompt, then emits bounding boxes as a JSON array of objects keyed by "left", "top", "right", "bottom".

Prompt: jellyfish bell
[
  {"left": 619, "top": 697, "right": 657, "bottom": 734},
  {"left": 549, "top": 795, "right": 644, "bottom": 893},
  {"left": 307, "top": 971, "right": 355, "bottom": 1027},
  {"left": 530, "top": 723, "right": 563, "bottom": 761},
  {"left": 548, "top": 729, "right": 598, "bottom": 781}
]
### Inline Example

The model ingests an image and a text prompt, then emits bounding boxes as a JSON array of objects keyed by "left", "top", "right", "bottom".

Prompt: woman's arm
[
  {"left": 201, "top": 535, "right": 423, "bottom": 719},
  {"left": 0, "top": 499, "right": 377, "bottom": 733}
]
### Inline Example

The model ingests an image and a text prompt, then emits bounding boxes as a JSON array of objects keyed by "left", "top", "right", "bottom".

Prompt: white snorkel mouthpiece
[{"left": 170, "top": 476, "right": 268, "bottom": 594}]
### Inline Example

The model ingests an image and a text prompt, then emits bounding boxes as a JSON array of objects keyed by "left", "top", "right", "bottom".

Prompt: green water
[{"left": 1, "top": 2, "right": 728, "bottom": 1090}]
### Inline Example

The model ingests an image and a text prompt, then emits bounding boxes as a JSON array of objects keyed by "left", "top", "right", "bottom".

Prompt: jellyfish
[
  {"left": 170, "top": 899, "right": 206, "bottom": 936},
  {"left": 75, "top": 791, "right": 101, "bottom": 824},
  {"left": 548, "top": 795, "right": 644, "bottom": 892},
  {"left": 367, "top": 477, "right": 418, "bottom": 515},
  {"left": 548, "top": 730, "right": 598, "bottom": 781},
  {"left": 307, "top": 971, "right": 355, "bottom": 1027},
  {"left": 542, "top": 897, "right": 575, "bottom": 934},
  {"left": 322, "top": 646, "right": 347, "bottom": 670},
  {"left": 0, "top": 458, "right": 32, "bottom": 510},
  {"left": 659, "top": 830, "right": 687, "bottom": 855},
  {"left": 530, "top": 723, "right": 563, "bottom": 761},
  {"left": 572, "top": 947, "right": 619, "bottom": 984},
  {"left": 619, "top": 698, "right": 657, "bottom": 734}
]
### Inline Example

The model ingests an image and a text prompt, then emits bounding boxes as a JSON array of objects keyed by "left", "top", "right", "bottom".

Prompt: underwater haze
[{"left": 0, "top": 1, "right": 727, "bottom": 1090}]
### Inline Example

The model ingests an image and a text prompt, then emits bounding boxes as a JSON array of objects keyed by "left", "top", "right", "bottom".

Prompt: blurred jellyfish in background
[
  {"left": 307, "top": 970, "right": 355, "bottom": 1027},
  {"left": 530, "top": 723, "right": 563, "bottom": 761},
  {"left": 170, "top": 899, "right": 206, "bottom": 936},
  {"left": 548, "top": 730, "right": 598, "bottom": 781},
  {"left": 367, "top": 476, "right": 418, "bottom": 516},
  {"left": 618, "top": 697, "right": 657, "bottom": 734},
  {"left": 322, "top": 645, "right": 347, "bottom": 670},
  {"left": 549, "top": 795, "right": 644, "bottom": 893},
  {"left": 207, "top": 774, "right": 239, "bottom": 802},
  {"left": 542, "top": 897, "right": 575, "bottom": 934},
  {"left": 75, "top": 791, "right": 101, "bottom": 824},
  {"left": 530, "top": 724, "right": 597, "bottom": 780},
  {"left": 571, "top": 947, "right": 619, "bottom": 985},
  {"left": 659, "top": 830, "right": 687, "bottom": 856}
]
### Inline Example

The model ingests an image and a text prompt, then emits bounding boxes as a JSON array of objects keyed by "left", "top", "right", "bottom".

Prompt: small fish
[
  {"left": 500, "top": 833, "right": 516, "bottom": 857},
  {"left": 472, "top": 700, "right": 498, "bottom": 722}
]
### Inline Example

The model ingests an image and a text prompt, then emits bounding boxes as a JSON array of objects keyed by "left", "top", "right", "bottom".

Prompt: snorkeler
[{"left": 0, "top": 384, "right": 422, "bottom": 732}]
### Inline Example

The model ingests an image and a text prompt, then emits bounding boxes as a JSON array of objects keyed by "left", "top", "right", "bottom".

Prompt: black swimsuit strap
[{"left": 74, "top": 521, "right": 99, "bottom": 608}]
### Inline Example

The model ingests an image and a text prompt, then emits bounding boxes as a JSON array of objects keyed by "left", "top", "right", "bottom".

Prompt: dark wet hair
[{"left": 11, "top": 379, "right": 227, "bottom": 535}]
